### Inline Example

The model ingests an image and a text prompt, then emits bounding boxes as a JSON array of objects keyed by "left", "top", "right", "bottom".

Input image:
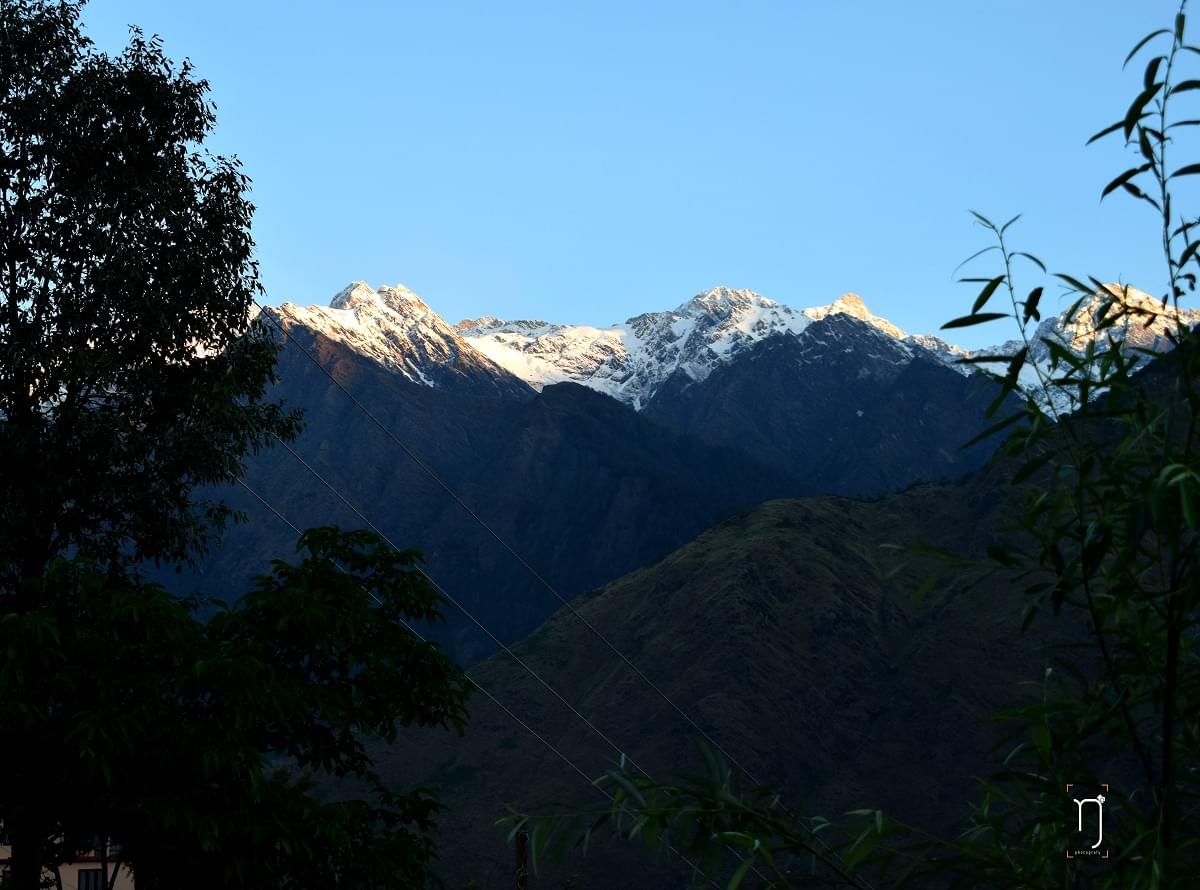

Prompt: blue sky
[{"left": 82, "top": 0, "right": 1188, "bottom": 346}]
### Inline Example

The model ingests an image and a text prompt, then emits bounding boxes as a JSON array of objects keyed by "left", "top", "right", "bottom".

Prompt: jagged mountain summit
[
  {"left": 1022, "top": 285, "right": 1200, "bottom": 362},
  {"left": 271, "top": 281, "right": 530, "bottom": 397},
  {"left": 971, "top": 285, "right": 1200, "bottom": 414},
  {"left": 270, "top": 280, "right": 1195, "bottom": 411},
  {"left": 457, "top": 287, "right": 810, "bottom": 409},
  {"left": 458, "top": 287, "right": 970, "bottom": 408}
]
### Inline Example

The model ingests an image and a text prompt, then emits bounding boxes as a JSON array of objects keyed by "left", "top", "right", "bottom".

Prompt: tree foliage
[
  {"left": 0, "top": 0, "right": 298, "bottom": 581},
  {"left": 0, "top": 3, "right": 470, "bottom": 888},
  {"left": 504, "top": 2, "right": 1200, "bottom": 888},
  {"left": 3, "top": 531, "right": 471, "bottom": 890}
]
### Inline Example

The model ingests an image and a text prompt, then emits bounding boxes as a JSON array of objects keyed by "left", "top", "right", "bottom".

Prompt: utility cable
[
  {"left": 234, "top": 476, "right": 718, "bottom": 890},
  {"left": 258, "top": 434, "right": 774, "bottom": 889},
  {"left": 250, "top": 301, "right": 869, "bottom": 888}
]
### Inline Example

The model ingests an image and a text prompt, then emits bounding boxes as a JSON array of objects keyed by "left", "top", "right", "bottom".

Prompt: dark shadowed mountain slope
[
  {"left": 375, "top": 462, "right": 1085, "bottom": 888},
  {"left": 643, "top": 313, "right": 1008, "bottom": 495},
  {"left": 180, "top": 301, "right": 1016, "bottom": 664},
  {"left": 184, "top": 318, "right": 806, "bottom": 663}
]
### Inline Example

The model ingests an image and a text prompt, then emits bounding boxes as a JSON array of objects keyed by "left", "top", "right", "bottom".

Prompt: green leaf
[
  {"left": 1177, "top": 11, "right": 1186, "bottom": 41},
  {"left": 1005, "top": 347, "right": 1028, "bottom": 384},
  {"left": 1123, "top": 28, "right": 1170, "bottom": 68},
  {"left": 1023, "top": 286, "right": 1043, "bottom": 323},
  {"left": 952, "top": 243, "right": 1000, "bottom": 274},
  {"left": 1012, "top": 452, "right": 1055, "bottom": 485},
  {"left": 1124, "top": 81, "right": 1162, "bottom": 138},
  {"left": 1182, "top": 478, "right": 1198, "bottom": 530},
  {"left": 941, "top": 312, "right": 1009, "bottom": 330},
  {"left": 1102, "top": 163, "right": 1152, "bottom": 199},
  {"left": 1138, "top": 124, "right": 1157, "bottom": 164},
  {"left": 1179, "top": 239, "right": 1200, "bottom": 267},
  {"left": 1171, "top": 163, "right": 1200, "bottom": 179},
  {"left": 1122, "top": 180, "right": 1162, "bottom": 210},
  {"left": 1021, "top": 598, "right": 1042, "bottom": 632},
  {"left": 1086, "top": 119, "right": 1125, "bottom": 144},
  {"left": 1169, "top": 78, "right": 1200, "bottom": 94},
  {"left": 910, "top": 569, "right": 945, "bottom": 606},
  {"left": 1012, "top": 252, "right": 1047, "bottom": 273},
  {"left": 697, "top": 737, "right": 726, "bottom": 789},
  {"left": 726, "top": 853, "right": 756, "bottom": 890},
  {"left": 961, "top": 411, "right": 1027, "bottom": 449},
  {"left": 972, "top": 276, "right": 1006, "bottom": 313},
  {"left": 1145, "top": 55, "right": 1164, "bottom": 88},
  {"left": 608, "top": 770, "right": 646, "bottom": 807},
  {"left": 968, "top": 210, "right": 998, "bottom": 231},
  {"left": 1055, "top": 273, "right": 1093, "bottom": 295}
]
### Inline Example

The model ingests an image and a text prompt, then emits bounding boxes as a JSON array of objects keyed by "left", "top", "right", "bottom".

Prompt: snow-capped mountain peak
[
  {"left": 803, "top": 292, "right": 908, "bottom": 341},
  {"left": 273, "top": 278, "right": 1195, "bottom": 411},
  {"left": 455, "top": 287, "right": 963, "bottom": 407},
  {"left": 328, "top": 280, "right": 380, "bottom": 310},
  {"left": 964, "top": 284, "right": 1200, "bottom": 414},
  {"left": 326, "top": 280, "right": 441, "bottom": 323},
  {"left": 1040, "top": 285, "right": 1199, "bottom": 355},
  {"left": 676, "top": 286, "right": 769, "bottom": 317},
  {"left": 275, "top": 281, "right": 514, "bottom": 389},
  {"left": 458, "top": 287, "right": 821, "bottom": 408}
]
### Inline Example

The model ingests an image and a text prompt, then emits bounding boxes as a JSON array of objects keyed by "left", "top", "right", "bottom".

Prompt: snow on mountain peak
[
  {"left": 803, "top": 292, "right": 908, "bottom": 340},
  {"left": 1047, "top": 285, "right": 1199, "bottom": 354},
  {"left": 461, "top": 287, "right": 819, "bottom": 408},
  {"left": 325, "top": 280, "right": 436, "bottom": 317},
  {"left": 463, "top": 283, "right": 1057, "bottom": 408},
  {"left": 455, "top": 286, "right": 964, "bottom": 408},
  {"left": 969, "top": 283, "right": 1200, "bottom": 414},
  {"left": 677, "top": 286, "right": 764, "bottom": 316},
  {"left": 276, "top": 282, "right": 481, "bottom": 387},
  {"left": 277, "top": 276, "right": 1195, "bottom": 412},
  {"left": 329, "top": 280, "right": 379, "bottom": 310}
]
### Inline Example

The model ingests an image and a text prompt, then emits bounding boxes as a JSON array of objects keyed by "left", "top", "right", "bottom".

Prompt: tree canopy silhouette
[{"left": 0, "top": 3, "right": 469, "bottom": 887}]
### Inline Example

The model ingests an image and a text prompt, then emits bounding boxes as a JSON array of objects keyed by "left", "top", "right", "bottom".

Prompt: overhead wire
[
  {"left": 258, "top": 433, "right": 775, "bottom": 888},
  {"left": 249, "top": 299, "right": 869, "bottom": 889},
  {"left": 234, "top": 475, "right": 719, "bottom": 890}
]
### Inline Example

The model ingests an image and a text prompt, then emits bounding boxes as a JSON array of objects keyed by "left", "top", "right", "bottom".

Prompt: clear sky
[{"left": 80, "top": 0, "right": 1190, "bottom": 346}]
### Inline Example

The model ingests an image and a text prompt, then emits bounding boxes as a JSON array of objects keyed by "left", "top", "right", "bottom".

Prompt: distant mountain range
[
  {"left": 224, "top": 279, "right": 1194, "bottom": 886},
  {"left": 277, "top": 283, "right": 974, "bottom": 410},
  {"left": 274, "top": 280, "right": 1199, "bottom": 412},
  {"left": 174, "top": 280, "right": 1193, "bottom": 662}
]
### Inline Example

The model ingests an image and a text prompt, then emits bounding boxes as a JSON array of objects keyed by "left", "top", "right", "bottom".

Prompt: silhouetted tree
[{"left": 0, "top": 3, "right": 469, "bottom": 887}]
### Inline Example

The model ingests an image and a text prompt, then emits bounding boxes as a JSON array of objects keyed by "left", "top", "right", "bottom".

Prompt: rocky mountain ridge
[{"left": 276, "top": 280, "right": 1198, "bottom": 411}]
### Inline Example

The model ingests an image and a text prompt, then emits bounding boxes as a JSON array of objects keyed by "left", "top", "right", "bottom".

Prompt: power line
[
  {"left": 235, "top": 476, "right": 595, "bottom": 788},
  {"left": 250, "top": 301, "right": 750, "bottom": 771},
  {"left": 250, "top": 302, "right": 868, "bottom": 888},
  {"left": 266, "top": 431, "right": 650, "bottom": 782},
  {"left": 257, "top": 434, "right": 775, "bottom": 889},
  {"left": 234, "top": 475, "right": 718, "bottom": 890}
]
